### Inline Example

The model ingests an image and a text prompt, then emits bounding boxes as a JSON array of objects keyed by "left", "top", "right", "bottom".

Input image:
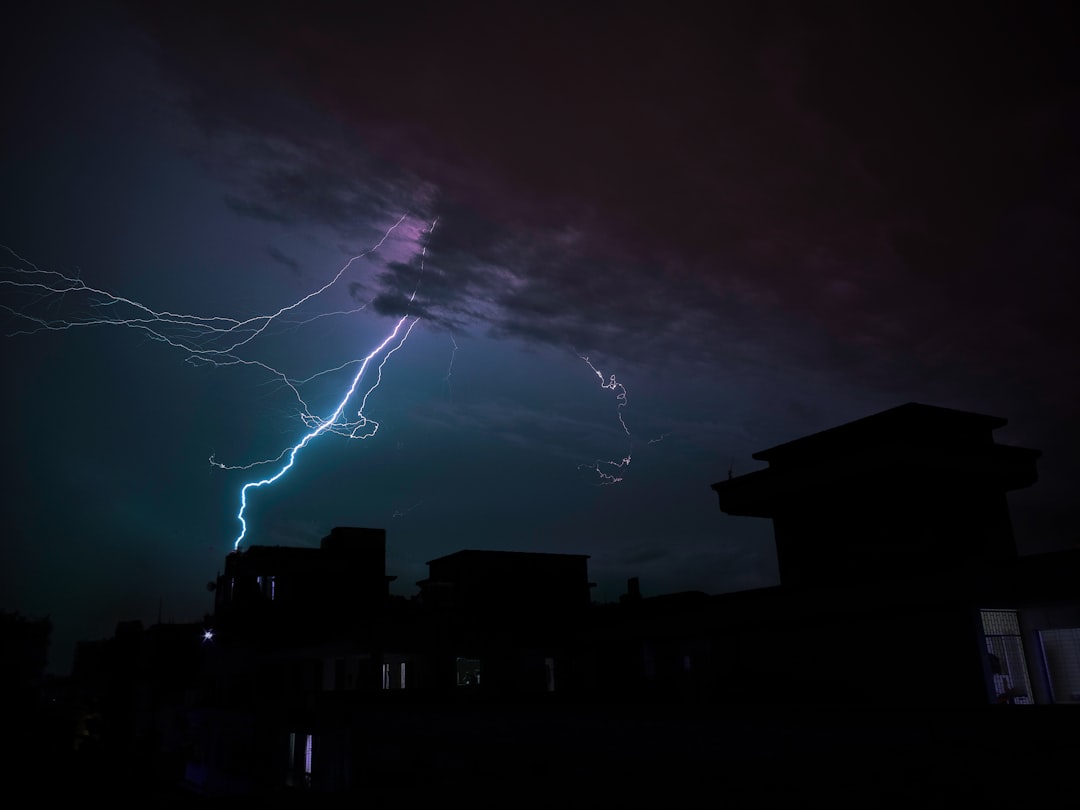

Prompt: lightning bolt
[
  {"left": 2, "top": 213, "right": 439, "bottom": 550},
  {"left": 229, "top": 217, "right": 437, "bottom": 549},
  {"left": 577, "top": 354, "right": 635, "bottom": 485},
  {"left": 1, "top": 216, "right": 407, "bottom": 355},
  {"left": 445, "top": 334, "right": 458, "bottom": 403},
  {"left": 392, "top": 501, "right": 424, "bottom": 519},
  {"left": 231, "top": 314, "right": 420, "bottom": 548},
  {"left": 580, "top": 354, "right": 631, "bottom": 436}
]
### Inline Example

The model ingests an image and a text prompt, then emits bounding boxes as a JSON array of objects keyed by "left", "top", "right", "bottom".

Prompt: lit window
[
  {"left": 287, "top": 732, "right": 312, "bottom": 789},
  {"left": 257, "top": 575, "right": 276, "bottom": 600},
  {"left": 380, "top": 660, "right": 407, "bottom": 689}
]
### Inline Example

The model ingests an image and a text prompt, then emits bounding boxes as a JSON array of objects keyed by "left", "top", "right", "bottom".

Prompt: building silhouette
[
  {"left": 56, "top": 402, "right": 1080, "bottom": 799},
  {"left": 708, "top": 402, "right": 1080, "bottom": 706},
  {"left": 213, "top": 526, "right": 396, "bottom": 649},
  {"left": 712, "top": 402, "right": 1040, "bottom": 585}
]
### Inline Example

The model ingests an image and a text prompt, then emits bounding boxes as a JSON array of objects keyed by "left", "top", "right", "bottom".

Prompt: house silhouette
[
  {"left": 712, "top": 402, "right": 1041, "bottom": 585},
  {"left": 702, "top": 402, "right": 1079, "bottom": 706},
  {"left": 60, "top": 402, "right": 1080, "bottom": 798}
]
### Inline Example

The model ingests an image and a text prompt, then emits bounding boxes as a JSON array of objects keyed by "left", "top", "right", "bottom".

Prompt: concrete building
[
  {"left": 706, "top": 402, "right": 1079, "bottom": 706},
  {"left": 418, "top": 549, "right": 593, "bottom": 692}
]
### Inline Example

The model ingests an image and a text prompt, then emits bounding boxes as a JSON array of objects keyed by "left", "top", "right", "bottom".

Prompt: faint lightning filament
[{"left": 577, "top": 353, "right": 635, "bottom": 485}]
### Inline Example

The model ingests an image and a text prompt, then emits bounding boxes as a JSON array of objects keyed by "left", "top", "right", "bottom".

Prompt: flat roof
[{"left": 752, "top": 402, "right": 1008, "bottom": 464}]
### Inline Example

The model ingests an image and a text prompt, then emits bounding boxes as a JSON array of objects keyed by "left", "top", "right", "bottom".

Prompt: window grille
[{"left": 980, "top": 609, "right": 1033, "bottom": 704}]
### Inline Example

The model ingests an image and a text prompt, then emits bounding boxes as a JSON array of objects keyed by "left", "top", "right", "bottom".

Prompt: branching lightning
[
  {"left": 392, "top": 501, "right": 424, "bottom": 519},
  {"left": 580, "top": 355, "right": 631, "bottom": 436},
  {"left": 577, "top": 354, "right": 635, "bottom": 485},
  {"left": 218, "top": 215, "right": 436, "bottom": 549},
  {"left": 2, "top": 214, "right": 439, "bottom": 550},
  {"left": 230, "top": 315, "right": 420, "bottom": 548},
  {"left": 2, "top": 218, "right": 406, "bottom": 356}
]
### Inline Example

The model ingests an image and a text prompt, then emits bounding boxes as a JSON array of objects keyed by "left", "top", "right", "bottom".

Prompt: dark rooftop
[{"left": 752, "top": 402, "right": 1009, "bottom": 466}]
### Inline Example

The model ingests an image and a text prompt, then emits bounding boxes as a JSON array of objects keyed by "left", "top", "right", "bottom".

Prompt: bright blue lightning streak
[
  {"left": 233, "top": 313, "right": 418, "bottom": 549},
  {"left": 233, "top": 219, "right": 436, "bottom": 547},
  {"left": 2, "top": 214, "right": 438, "bottom": 551},
  {"left": 232, "top": 217, "right": 438, "bottom": 547}
]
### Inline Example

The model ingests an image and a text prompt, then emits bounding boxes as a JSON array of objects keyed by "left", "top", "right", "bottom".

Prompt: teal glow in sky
[{"left": 3, "top": 1, "right": 1079, "bottom": 674}]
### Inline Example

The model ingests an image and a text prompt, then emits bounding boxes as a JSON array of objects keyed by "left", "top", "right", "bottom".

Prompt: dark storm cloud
[
  {"left": 208, "top": 131, "right": 432, "bottom": 240},
  {"left": 4, "top": 2, "right": 1079, "bottom": 683},
  {"left": 346, "top": 281, "right": 369, "bottom": 302},
  {"left": 122, "top": 0, "right": 1080, "bottom": 410},
  {"left": 367, "top": 257, "right": 479, "bottom": 330},
  {"left": 118, "top": 0, "right": 1080, "bottom": 548},
  {"left": 223, "top": 195, "right": 292, "bottom": 225},
  {"left": 369, "top": 291, "right": 436, "bottom": 323},
  {"left": 124, "top": 7, "right": 436, "bottom": 241},
  {"left": 359, "top": 211, "right": 752, "bottom": 367},
  {"left": 266, "top": 246, "right": 302, "bottom": 277}
]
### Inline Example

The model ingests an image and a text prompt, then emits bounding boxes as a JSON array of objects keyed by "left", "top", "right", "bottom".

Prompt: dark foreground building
[
  {"left": 707, "top": 402, "right": 1080, "bottom": 707},
  {"left": 58, "top": 403, "right": 1080, "bottom": 800},
  {"left": 180, "top": 531, "right": 598, "bottom": 795}
]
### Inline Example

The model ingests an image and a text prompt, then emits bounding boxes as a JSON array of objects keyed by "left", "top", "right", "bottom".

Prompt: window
[
  {"left": 380, "top": 659, "right": 408, "bottom": 689},
  {"left": 257, "top": 575, "right": 276, "bottom": 600},
  {"left": 456, "top": 657, "right": 482, "bottom": 686},
  {"left": 288, "top": 732, "right": 314, "bottom": 788},
  {"left": 1038, "top": 628, "right": 1080, "bottom": 704},
  {"left": 981, "top": 609, "right": 1033, "bottom": 704}
]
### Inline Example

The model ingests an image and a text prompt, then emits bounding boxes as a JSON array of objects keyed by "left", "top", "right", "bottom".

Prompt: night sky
[{"left": 3, "top": 1, "right": 1079, "bottom": 675}]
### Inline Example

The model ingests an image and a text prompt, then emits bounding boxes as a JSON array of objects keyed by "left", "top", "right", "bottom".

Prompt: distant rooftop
[{"left": 425, "top": 549, "right": 590, "bottom": 566}]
